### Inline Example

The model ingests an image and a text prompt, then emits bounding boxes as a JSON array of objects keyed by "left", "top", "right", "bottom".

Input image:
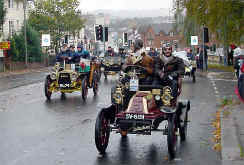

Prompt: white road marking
[{"left": 211, "top": 78, "right": 237, "bottom": 82}]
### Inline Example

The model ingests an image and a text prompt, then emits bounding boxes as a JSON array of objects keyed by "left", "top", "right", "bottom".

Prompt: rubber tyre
[
  {"left": 61, "top": 92, "right": 66, "bottom": 100},
  {"left": 192, "top": 70, "right": 196, "bottom": 83},
  {"left": 82, "top": 78, "right": 88, "bottom": 101},
  {"left": 111, "top": 86, "right": 116, "bottom": 104},
  {"left": 95, "top": 110, "right": 110, "bottom": 154},
  {"left": 238, "top": 75, "right": 244, "bottom": 99},
  {"left": 167, "top": 115, "right": 177, "bottom": 159},
  {"left": 97, "top": 68, "right": 102, "bottom": 82},
  {"left": 192, "top": 74, "right": 196, "bottom": 83},
  {"left": 44, "top": 76, "right": 52, "bottom": 100},
  {"left": 179, "top": 112, "right": 188, "bottom": 142},
  {"left": 93, "top": 74, "right": 98, "bottom": 96},
  {"left": 104, "top": 71, "right": 107, "bottom": 80}
]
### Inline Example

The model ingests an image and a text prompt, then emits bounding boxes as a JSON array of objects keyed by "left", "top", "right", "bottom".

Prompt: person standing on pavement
[
  {"left": 199, "top": 47, "right": 204, "bottom": 71},
  {"left": 203, "top": 44, "right": 209, "bottom": 70}
]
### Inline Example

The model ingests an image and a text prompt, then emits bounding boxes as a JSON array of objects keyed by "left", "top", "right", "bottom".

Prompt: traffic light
[
  {"left": 64, "top": 35, "right": 68, "bottom": 44},
  {"left": 204, "top": 27, "right": 209, "bottom": 43},
  {"left": 95, "top": 25, "right": 103, "bottom": 41},
  {"left": 173, "top": 40, "right": 178, "bottom": 49},
  {"left": 104, "top": 27, "right": 108, "bottom": 42},
  {"left": 123, "top": 32, "right": 128, "bottom": 46}
]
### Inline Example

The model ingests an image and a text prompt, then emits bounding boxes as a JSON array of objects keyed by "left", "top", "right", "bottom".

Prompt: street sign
[
  {"left": 0, "top": 50, "right": 3, "bottom": 57},
  {"left": 191, "top": 36, "right": 198, "bottom": 45},
  {"left": 42, "top": 34, "right": 51, "bottom": 47},
  {"left": 0, "top": 41, "right": 10, "bottom": 50}
]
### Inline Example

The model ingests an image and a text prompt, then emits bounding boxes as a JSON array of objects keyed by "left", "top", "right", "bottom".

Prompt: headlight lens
[
  {"left": 155, "top": 95, "right": 161, "bottom": 101},
  {"left": 50, "top": 72, "right": 56, "bottom": 80}
]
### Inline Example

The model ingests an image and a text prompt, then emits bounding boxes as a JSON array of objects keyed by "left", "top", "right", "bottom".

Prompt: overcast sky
[{"left": 79, "top": 0, "right": 171, "bottom": 11}]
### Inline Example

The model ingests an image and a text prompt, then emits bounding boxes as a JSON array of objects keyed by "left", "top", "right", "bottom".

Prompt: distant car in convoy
[{"left": 173, "top": 51, "right": 196, "bottom": 83}]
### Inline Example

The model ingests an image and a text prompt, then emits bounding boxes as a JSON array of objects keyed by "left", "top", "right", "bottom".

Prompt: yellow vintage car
[{"left": 44, "top": 58, "right": 99, "bottom": 101}]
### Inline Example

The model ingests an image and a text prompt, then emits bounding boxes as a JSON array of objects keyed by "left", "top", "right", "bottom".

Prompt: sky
[{"left": 79, "top": 0, "right": 171, "bottom": 11}]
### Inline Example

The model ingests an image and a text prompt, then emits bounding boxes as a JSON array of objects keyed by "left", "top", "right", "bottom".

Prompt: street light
[{"left": 23, "top": 0, "right": 32, "bottom": 68}]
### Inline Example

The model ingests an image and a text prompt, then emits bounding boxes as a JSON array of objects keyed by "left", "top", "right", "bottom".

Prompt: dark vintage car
[{"left": 102, "top": 55, "right": 122, "bottom": 79}]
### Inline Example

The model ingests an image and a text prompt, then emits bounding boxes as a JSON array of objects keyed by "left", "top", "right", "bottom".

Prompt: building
[
  {"left": 138, "top": 24, "right": 183, "bottom": 50},
  {"left": 1, "top": 0, "right": 28, "bottom": 40}
]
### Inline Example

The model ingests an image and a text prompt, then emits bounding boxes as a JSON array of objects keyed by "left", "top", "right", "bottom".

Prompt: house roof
[{"left": 138, "top": 23, "right": 174, "bottom": 35}]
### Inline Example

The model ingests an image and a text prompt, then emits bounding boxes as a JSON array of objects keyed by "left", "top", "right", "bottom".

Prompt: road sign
[
  {"left": 0, "top": 50, "right": 3, "bottom": 57},
  {"left": 42, "top": 34, "right": 51, "bottom": 47},
  {"left": 0, "top": 41, "right": 10, "bottom": 50},
  {"left": 191, "top": 36, "right": 198, "bottom": 46}
]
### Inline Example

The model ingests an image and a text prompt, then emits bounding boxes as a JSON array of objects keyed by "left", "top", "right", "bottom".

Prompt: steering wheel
[{"left": 124, "top": 65, "right": 147, "bottom": 75}]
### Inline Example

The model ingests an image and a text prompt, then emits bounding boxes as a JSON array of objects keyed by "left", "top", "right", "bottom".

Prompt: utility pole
[
  {"left": 24, "top": 0, "right": 28, "bottom": 68},
  {"left": 202, "top": 26, "right": 206, "bottom": 71}
]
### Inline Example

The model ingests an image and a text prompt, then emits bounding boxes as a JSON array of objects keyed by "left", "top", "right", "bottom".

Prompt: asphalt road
[{"left": 0, "top": 73, "right": 222, "bottom": 165}]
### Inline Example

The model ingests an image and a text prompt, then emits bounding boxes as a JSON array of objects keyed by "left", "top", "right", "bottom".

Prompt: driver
[
  {"left": 122, "top": 39, "right": 154, "bottom": 84},
  {"left": 56, "top": 44, "right": 68, "bottom": 63},
  {"left": 153, "top": 44, "right": 185, "bottom": 98}
]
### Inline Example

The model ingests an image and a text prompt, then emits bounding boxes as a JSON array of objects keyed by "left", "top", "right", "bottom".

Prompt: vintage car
[
  {"left": 102, "top": 55, "right": 122, "bottom": 79},
  {"left": 95, "top": 64, "right": 190, "bottom": 159},
  {"left": 44, "top": 57, "right": 100, "bottom": 101},
  {"left": 173, "top": 51, "right": 196, "bottom": 83}
]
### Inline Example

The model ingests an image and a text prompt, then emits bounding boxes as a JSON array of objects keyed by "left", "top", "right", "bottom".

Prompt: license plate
[
  {"left": 125, "top": 113, "right": 144, "bottom": 120},
  {"left": 130, "top": 79, "right": 139, "bottom": 91},
  {"left": 59, "top": 84, "right": 70, "bottom": 88}
]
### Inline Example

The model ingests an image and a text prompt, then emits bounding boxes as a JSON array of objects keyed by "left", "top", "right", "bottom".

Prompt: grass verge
[{"left": 208, "top": 64, "right": 234, "bottom": 72}]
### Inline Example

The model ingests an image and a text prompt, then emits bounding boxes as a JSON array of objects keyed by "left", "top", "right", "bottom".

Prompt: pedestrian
[
  {"left": 203, "top": 44, "right": 209, "bottom": 70},
  {"left": 199, "top": 47, "right": 204, "bottom": 71}
]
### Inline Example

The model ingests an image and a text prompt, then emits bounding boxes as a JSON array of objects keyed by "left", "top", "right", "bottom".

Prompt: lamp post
[{"left": 23, "top": 0, "right": 28, "bottom": 68}]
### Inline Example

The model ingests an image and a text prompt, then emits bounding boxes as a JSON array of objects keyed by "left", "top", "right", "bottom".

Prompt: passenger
[
  {"left": 123, "top": 39, "right": 154, "bottom": 85},
  {"left": 81, "top": 49, "right": 90, "bottom": 59},
  {"left": 73, "top": 44, "right": 83, "bottom": 63},
  {"left": 105, "top": 46, "right": 116, "bottom": 57}
]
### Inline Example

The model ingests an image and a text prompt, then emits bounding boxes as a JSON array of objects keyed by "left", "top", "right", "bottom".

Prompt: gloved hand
[
  {"left": 170, "top": 72, "right": 178, "bottom": 78},
  {"left": 158, "top": 70, "right": 165, "bottom": 79}
]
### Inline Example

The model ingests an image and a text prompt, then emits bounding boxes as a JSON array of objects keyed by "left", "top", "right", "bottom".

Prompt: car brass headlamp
[
  {"left": 161, "top": 86, "right": 173, "bottom": 106},
  {"left": 71, "top": 73, "right": 77, "bottom": 81},
  {"left": 113, "top": 89, "right": 123, "bottom": 104},
  {"left": 50, "top": 72, "right": 57, "bottom": 80}
]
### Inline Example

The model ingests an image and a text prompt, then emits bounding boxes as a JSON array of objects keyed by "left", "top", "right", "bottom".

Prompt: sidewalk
[
  {"left": 0, "top": 67, "right": 50, "bottom": 78},
  {"left": 221, "top": 102, "right": 244, "bottom": 165}
]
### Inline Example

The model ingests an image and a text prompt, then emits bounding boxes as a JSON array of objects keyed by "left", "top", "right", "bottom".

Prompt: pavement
[
  {"left": 200, "top": 69, "right": 244, "bottom": 165},
  {"left": 0, "top": 67, "right": 50, "bottom": 78},
  {"left": 0, "top": 67, "right": 52, "bottom": 92}
]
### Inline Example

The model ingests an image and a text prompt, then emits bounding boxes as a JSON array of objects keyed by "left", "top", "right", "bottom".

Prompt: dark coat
[{"left": 154, "top": 55, "right": 185, "bottom": 78}]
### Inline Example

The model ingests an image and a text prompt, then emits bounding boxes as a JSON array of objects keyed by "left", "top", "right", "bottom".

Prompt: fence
[{"left": 0, "top": 55, "right": 56, "bottom": 72}]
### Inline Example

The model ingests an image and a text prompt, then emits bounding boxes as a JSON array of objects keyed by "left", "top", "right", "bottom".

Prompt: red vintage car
[{"left": 94, "top": 65, "right": 190, "bottom": 159}]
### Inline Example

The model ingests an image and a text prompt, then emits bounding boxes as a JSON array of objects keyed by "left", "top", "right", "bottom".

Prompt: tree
[
  {"left": 182, "top": 0, "right": 244, "bottom": 44},
  {"left": 174, "top": 0, "right": 244, "bottom": 64},
  {"left": 8, "top": 24, "right": 42, "bottom": 62},
  {"left": 28, "top": 0, "right": 85, "bottom": 53}
]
